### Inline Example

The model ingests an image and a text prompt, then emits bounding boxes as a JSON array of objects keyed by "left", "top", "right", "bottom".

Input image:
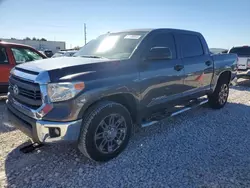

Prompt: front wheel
[
  {"left": 208, "top": 79, "right": 229, "bottom": 109},
  {"left": 78, "top": 101, "right": 132, "bottom": 162}
]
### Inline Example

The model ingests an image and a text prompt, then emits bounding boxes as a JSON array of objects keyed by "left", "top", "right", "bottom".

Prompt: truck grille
[{"left": 9, "top": 75, "right": 42, "bottom": 109}]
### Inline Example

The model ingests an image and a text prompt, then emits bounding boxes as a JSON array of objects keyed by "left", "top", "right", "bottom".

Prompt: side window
[
  {"left": 11, "top": 48, "right": 43, "bottom": 64},
  {"left": 179, "top": 34, "right": 203, "bottom": 58},
  {"left": 0, "top": 46, "right": 9, "bottom": 64},
  {"left": 146, "top": 33, "right": 176, "bottom": 59}
]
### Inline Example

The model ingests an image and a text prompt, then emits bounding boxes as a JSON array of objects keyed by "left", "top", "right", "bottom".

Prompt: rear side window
[
  {"left": 146, "top": 33, "right": 177, "bottom": 59},
  {"left": 179, "top": 34, "right": 204, "bottom": 58},
  {"left": 0, "top": 46, "right": 9, "bottom": 64},
  {"left": 229, "top": 47, "right": 250, "bottom": 57}
]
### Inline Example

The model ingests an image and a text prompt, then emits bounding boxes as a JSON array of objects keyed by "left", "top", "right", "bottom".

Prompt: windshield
[
  {"left": 229, "top": 47, "right": 250, "bottom": 57},
  {"left": 74, "top": 31, "right": 148, "bottom": 59}
]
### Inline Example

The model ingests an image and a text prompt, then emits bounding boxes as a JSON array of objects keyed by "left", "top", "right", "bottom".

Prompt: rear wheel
[
  {"left": 208, "top": 78, "right": 229, "bottom": 109},
  {"left": 78, "top": 101, "right": 132, "bottom": 162}
]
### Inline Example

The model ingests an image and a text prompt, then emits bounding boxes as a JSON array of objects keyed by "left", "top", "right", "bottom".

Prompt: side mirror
[{"left": 145, "top": 47, "right": 172, "bottom": 61}]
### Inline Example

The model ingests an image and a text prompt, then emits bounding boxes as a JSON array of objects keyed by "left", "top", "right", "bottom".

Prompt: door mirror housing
[{"left": 145, "top": 47, "right": 172, "bottom": 61}]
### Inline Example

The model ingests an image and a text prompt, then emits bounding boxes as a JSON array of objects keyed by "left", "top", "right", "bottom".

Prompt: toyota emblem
[{"left": 13, "top": 85, "right": 19, "bottom": 95}]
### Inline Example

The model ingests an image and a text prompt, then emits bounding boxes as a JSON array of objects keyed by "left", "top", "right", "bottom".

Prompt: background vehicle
[
  {"left": 228, "top": 46, "right": 250, "bottom": 78},
  {"left": 7, "top": 29, "right": 237, "bottom": 162},
  {"left": 52, "top": 49, "right": 78, "bottom": 58},
  {"left": 0, "top": 41, "right": 46, "bottom": 93},
  {"left": 38, "top": 51, "right": 46, "bottom": 56},
  {"left": 39, "top": 49, "right": 53, "bottom": 58},
  {"left": 210, "top": 48, "right": 228, "bottom": 54}
]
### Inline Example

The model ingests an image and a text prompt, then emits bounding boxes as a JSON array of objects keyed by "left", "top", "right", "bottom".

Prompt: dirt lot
[{"left": 1, "top": 80, "right": 250, "bottom": 188}]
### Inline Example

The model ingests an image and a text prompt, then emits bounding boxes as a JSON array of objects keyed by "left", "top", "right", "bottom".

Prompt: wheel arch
[
  {"left": 212, "top": 70, "right": 231, "bottom": 91},
  {"left": 77, "top": 93, "right": 139, "bottom": 124},
  {"left": 218, "top": 71, "right": 231, "bottom": 84}
]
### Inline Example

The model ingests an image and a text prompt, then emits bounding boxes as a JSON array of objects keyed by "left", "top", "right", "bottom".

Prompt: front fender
[{"left": 76, "top": 88, "right": 140, "bottom": 119}]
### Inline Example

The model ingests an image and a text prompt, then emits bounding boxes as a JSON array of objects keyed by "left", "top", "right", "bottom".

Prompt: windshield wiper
[{"left": 79, "top": 55, "right": 106, "bottom": 59}]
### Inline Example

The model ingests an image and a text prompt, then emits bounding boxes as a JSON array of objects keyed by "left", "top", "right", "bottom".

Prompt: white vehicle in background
[
  {"left": 52, "top": 50, "right": 78, "bottom": 58},
  {"left": 228, "top": 46, "right": 250, "bottom": 79}
]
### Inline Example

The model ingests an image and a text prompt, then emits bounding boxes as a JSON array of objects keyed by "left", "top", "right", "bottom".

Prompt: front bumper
[{"left": 6, "top": 100, "right": 82, "bottom": 143}]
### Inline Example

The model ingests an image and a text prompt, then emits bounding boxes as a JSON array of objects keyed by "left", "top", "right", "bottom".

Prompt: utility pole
[{"left": 84, "top": 23, "right": 87, "bottom": 45}]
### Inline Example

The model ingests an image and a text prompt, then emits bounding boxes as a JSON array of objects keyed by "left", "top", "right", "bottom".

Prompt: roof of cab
[
  {"left": 112, "top": 28, "right": 201, "bottom": 35},
  {"left": 0, "top": 40, "right": 33, "bottom": 48}
]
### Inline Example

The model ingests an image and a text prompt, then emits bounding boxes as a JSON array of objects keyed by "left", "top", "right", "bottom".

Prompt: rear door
[
  {"left": 228, "top": 46, "right": 250, "bottom": 70},
  {"left": 175, "top": 33, "right": 213, "bottom": 97}
]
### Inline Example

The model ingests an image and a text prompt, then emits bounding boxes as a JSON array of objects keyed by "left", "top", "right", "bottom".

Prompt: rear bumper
[
  {"left": 6, "top": 100, "right": 82, "bottom": 143},
  {"left": 237, "top": 69, "right": 250, "bottom": 78}
]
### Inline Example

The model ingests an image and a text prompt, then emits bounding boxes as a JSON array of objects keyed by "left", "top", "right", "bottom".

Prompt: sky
[{"left": 0, "top": 0, "right": 250, "bottom": 49}]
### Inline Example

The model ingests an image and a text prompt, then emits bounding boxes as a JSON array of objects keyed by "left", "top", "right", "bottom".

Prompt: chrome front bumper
[
  {"left": 7, "top": 68, "right": 83, "bottom": 143},
  {"left": 7, "top": 99, "right": 82, "bottom": 143}
]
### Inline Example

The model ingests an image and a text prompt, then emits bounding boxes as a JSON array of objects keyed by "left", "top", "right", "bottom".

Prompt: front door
[{"left": 138, "top": 31, "right": 186, "bottom": 116}]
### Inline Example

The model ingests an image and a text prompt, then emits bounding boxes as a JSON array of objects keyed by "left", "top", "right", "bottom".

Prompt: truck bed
[{"left": 211, "top": 53, "right": 237, "bottom": 74}]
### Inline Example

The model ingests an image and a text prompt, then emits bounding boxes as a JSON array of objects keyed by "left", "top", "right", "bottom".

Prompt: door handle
[
  {"left": 205, "top": 61, "right": 212, "bottom": 66},
  {"left": 174, "top": 64, "right": 184, "bottom": 71}
]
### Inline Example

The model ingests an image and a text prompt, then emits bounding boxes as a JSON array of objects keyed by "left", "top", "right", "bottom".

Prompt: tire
[
  {"left": 208, "top": 78, "right": 229, "bottom": 109},
  {"left": 78, "top": 101, "right": 132, "bottom": 162}
]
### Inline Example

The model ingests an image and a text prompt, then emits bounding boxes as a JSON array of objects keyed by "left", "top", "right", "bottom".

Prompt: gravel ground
[{"left": 1, "top": 80, "right": 250, "bottom": 188}]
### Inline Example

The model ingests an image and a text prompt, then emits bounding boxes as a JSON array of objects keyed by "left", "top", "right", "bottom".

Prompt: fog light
[{"left": 49, "top": 127, "right": 61, "bottom": 138}]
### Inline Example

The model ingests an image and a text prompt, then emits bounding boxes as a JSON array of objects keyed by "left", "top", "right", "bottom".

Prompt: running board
[{"left": 141, "top": 99, "right": 208, "bottom": 128}]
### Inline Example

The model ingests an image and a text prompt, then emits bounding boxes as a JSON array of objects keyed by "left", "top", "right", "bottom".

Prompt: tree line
[{"left": 10, "top": 37, "right": 47, "bottom": 41}]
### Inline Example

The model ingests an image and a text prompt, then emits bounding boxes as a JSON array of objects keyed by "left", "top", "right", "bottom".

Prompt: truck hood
[
  {"left": 16, "top": 57, "right": 110, "bottom": 72},
  {"left": 16, "top": 57, "right": 122, "bottom": 82}
]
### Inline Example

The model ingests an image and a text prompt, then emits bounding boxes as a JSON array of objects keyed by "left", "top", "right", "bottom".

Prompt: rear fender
[
  {"left": 210, "top": 54, "right": 237, "bottom": 91},
  {"left": 211, "top": 70, "right": 232, "bottom": 91}
]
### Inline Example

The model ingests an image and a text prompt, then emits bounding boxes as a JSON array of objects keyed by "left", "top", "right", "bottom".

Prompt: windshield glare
[{"left": 74, "top": 31, "right": 148, "bottom": 59}]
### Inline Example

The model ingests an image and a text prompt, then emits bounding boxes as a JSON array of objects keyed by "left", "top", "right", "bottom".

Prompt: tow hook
[{"left": 20, "top": 142, "right": 44, "bottom": 154}]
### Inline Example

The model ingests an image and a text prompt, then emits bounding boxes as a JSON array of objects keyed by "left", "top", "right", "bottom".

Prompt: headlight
[{"left": 47, "top": 82, "right": 85, "bottom": 102}]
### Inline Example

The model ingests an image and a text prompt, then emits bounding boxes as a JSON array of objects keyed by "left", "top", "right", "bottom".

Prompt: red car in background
[{"left": 0, "top": 41, "right": 46, "bottom": 93}]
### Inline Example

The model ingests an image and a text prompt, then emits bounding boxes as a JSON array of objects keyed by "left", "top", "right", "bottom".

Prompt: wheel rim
[
  {"left": 94, "top": 114, "right": 127, "bottom": 154},
  {"left": 218, "top": 84, "right": 229, "bottom": 105}
]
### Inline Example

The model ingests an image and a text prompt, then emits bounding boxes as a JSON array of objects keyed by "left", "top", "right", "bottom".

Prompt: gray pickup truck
[{"left": 6, "top": 28, "right": 237, "bottom": 162}]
